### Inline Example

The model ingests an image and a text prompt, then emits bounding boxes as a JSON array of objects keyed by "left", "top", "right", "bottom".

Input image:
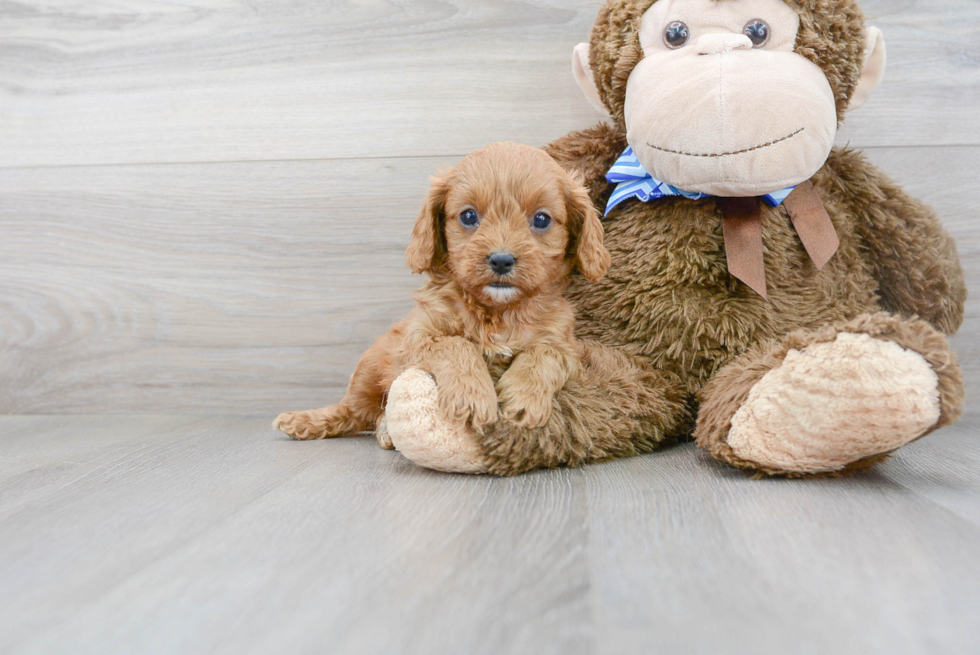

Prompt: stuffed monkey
[{"left": 382, "top": 0, "right": 967, "bottom": 477}]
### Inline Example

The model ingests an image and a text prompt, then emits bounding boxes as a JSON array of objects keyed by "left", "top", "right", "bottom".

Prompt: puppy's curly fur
[{"left": 274, "top": 142, "right": 610, "bottom": 443}]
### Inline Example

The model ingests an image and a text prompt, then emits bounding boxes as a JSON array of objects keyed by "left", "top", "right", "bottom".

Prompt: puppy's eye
[
  {"left": 663, "top": 21, "right": 689, "bottom": 49},
  {"left": 459, "top": 209, "right": 480, "bottom": 228},
  {"left": 532, "top": 212, "right": 552, "bottom": 230},
  {"left": 743, "top": 19, "right": 770, "bottom": 48}
]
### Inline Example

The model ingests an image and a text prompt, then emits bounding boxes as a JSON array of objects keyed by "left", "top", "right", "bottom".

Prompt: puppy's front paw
[
  {"left": 436, "top": 371, "right": 498, "bottom": 431},
  {"left": 498, "top": 389, "right": 554, "bottom": 429},
  {"left": 274, "top": 411, "right": 324, "bottom": 441},
  {"left": 496, "top": 372, "right": 555, "bottom": 428}
]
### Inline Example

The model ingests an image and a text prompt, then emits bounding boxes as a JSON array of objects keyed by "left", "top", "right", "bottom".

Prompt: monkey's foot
[
  {"left": 384, "top": 368, "right": 490, "bottom": 474},
  {"left": 731, "top": 333, "right": 941, "bottom": 473},
  {"left": 696, "top": 313, "right": 964, "bottom": 476}
]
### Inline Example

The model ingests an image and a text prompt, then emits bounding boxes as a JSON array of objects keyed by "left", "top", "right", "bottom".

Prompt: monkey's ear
[
  {"left": 565, "top": 175, "right": 611, "bottom": 283},
  {"left": 572, "top": 43, "right": 611, "bottom": 119},
  {"left": 406, "top": 174, "right": 450, "bottom": 275},
  {"left": 848, "top": 27, "right": 887, "bottom": 112}
]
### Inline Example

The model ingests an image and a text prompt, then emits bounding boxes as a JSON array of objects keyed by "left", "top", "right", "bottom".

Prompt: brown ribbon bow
[{"left": 717, "top": 181, "right": 839, "bottom": 300}]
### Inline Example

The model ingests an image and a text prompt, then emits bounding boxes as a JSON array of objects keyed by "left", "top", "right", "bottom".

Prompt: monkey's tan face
[{"left": 625, "top": 0, "right": 838, "bottom": 196}]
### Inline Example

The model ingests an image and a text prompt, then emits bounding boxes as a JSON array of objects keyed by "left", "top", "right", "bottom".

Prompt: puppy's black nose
[{"left": 488, "top": 251, "right": 516, "bottom": 275}]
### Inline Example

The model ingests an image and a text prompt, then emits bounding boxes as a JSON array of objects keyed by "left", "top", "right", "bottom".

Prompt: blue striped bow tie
[{"left": 604, "top": 146, "right": 795, "bottom": 216}]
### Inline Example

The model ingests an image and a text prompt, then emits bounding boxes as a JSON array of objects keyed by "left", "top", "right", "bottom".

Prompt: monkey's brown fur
[
  {"left": 274, "top": 143, "right": 613, "bottom": 442},
  {"left": 469, "top": 0, "right": 966, "bottom": 476}
]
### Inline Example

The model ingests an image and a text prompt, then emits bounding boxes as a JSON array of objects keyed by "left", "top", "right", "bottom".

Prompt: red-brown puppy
[{"left": 274, "top": 142, "right": 610, "bottom": 443}]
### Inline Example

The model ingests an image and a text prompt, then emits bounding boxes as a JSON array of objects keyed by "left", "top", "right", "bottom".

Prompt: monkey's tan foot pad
[
  {"left": 385, "top": 368, "right": 490, "bottom": 474},
  {"left": 727, "top": 332, "right": 941, "bottom": 473}
]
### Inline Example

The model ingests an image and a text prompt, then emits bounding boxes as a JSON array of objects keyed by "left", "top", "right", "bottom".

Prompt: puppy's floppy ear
[
  {"left": 406, "top": 173, "right": 451, "bottom": 274},
  {"left": 565, "top": 174, "right": 610, "bottom": 282}
]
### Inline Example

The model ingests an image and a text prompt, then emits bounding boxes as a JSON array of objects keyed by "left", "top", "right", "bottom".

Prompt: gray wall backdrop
[{"left": 0, "top": 0, "right": 977, "bottom": 414}]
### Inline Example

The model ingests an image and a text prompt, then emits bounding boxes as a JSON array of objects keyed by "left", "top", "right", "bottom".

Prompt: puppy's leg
[
  {"left": 497, "top": 345, "right": 577, "bottom": 428},
  {"left": 275, "top": 331, "right": 401, "bottom": 441},
  {"left": 274, "top": 403, "right": 367, "bottom": 441},
  {"left": 406, "top": 336, "right": 498, "bottom": 431}
]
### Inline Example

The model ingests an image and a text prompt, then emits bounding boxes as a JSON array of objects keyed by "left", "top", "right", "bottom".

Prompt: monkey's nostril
[{"left": 488, "top": 252, "right": 516, "bottom": 275}]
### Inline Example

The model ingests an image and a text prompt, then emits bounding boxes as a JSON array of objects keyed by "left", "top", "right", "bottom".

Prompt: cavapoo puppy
[{"left": 274, "top": 142, "right": 610, "bottom": 444}]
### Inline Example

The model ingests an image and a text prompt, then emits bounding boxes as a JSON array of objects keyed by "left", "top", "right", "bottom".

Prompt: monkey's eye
[
  {"left": 532, "top": 212, "right": 552, "bottom": 231},
  {"left": 663, "top": 21, "right": 689, "bottom": 49},
  {"left": 459, "top": 208, "right": 480, "bottom": 228},
  {"left": 743, "top": 19, "right": 770, "bottom": 48}
]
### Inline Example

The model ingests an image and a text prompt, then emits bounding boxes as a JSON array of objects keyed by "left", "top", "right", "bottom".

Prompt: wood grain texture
[
  {"left": 0, "top": 414, "right": 977, "bottom": 654},
  {"left": 0, "top": 416, "right": 593, "bottom": 655},
  {"left": 0, "top": 0, "right": 977, "bottom": 412},
  {"left": 584, "top": 421, "right": 980, "bottom": 655},
  {"left": 0, "top": 156, "right": 438, "bottom": 413},
  {"left": 884, "top": 412, "right": 980, "bottom": 526},
  {"left": 1, "top": 146, "right": 976, "bottom": 414},
  {"left": 0, "top": 0, "right": 978, "bottom": 169}
]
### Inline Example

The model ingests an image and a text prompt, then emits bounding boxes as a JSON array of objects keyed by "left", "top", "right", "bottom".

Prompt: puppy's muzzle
[{"left": 488, "top": 251, "right": 516, "bottom": 276}]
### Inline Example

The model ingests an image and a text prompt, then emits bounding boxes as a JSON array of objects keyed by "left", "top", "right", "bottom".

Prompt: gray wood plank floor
[{"left": 0, "top": 414, "right": 978, "bottom": 655}]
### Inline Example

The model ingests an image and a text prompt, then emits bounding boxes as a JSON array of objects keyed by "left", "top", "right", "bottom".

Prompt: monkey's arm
[
  {"left": 543, "top": 123, "right": 629, "bottom": 202},
  {"left": 827, "top": 148, "right": 966, "bottom": 335}
]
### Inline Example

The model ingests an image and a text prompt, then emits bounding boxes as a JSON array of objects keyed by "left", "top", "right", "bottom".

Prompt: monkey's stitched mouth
[{"left": 648, "top": 127, "right": 805, "bottom": 158}]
